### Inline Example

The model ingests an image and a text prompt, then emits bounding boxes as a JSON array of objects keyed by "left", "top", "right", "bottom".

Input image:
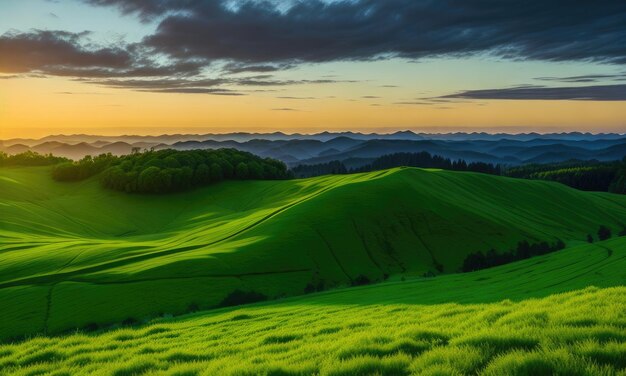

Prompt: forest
[
  {"left": 50, "top": 149, "right": 290, "bottom": 193},
  {"left": 292, "top": 152, "right": 501, "bottom": 178},
  {"left": 293, "top": 153, "right": 626, "bottom": 194},
  {"left": 0, "top": 151, "right": 69, "bottom": 166},
  {"left": 504, "top": 158, "right": 626, "bottom": 194},
  {"left": 3, "top": 149, "right": 626, "bottom": 194}
]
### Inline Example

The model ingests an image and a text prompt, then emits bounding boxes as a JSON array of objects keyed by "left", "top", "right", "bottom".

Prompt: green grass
[
  {"left": 1, "top": 166, "right": 625, "bottom": 339},
  {"left": 0, "top": 237, "right": 625, "bottom": 375}
]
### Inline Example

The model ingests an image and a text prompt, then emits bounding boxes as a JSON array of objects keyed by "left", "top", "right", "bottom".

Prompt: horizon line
[{"left": 3, "top": 129, "right": 626, "bottom": 141}]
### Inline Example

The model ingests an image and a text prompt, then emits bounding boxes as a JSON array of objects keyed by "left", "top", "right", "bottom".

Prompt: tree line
[
  {"left": 292, "top": 152, "right": 502, "bottom": 178},
  {"left": 0, "top": 151, "right": 69, "bottom": 167},
  {"left": 51, "top": 149, "right": 290, "bottom": 193},
  {"left": 462, "top": 224, "right": 626, "bottom": 273},
  {"left": 292, "top": 153, "right": 626, "bottom": 194},
  {"left": 291, "top": 160, "right": 348, "bottom": 178},
  {"left": 504, "top": 158, "right": 626, "bottom": 194},
  {"left": 5, "top": 149, "right": 626, "bottom": 195},
  {"left": 461, "top": 239, "right": 566, "bottom": 272}
]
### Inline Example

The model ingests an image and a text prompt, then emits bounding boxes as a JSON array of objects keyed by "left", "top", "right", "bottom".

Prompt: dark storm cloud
[
  {"left": 0, "top": 30, "right": 131, "bottom": 73},
  {"left": 6, "top": 0, "right": 626, "bottom": 95},
  {"left": 87, "top": 0, "right": 626, "bottom": 64},
  {"left": 440, "top": 84, "right": 626, "bottom": 101},
  {"left": 0, "top": 29, "right": 203, "bottom": 79},
  {"left": 85, "top": 0, "right": 197, "bottom": 22}
]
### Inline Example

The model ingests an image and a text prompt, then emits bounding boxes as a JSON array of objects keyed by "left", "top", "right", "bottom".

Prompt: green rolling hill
[
  {"left": 1, "top": 237, "right": 625, "bottom": 375},
  {"left": 1, "top": 166, "right": 625, "bottom": 339}
]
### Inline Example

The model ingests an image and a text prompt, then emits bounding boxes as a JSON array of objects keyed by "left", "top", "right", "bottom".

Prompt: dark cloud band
[
  {"left": 3, "top": 0, "right": 626, "bottom": 97},
  {"left": 89, "top": 0, "right": 626, "bottom": 65},
  {"left": 441, "top": 84, "right": 626, "bottom": 101}
]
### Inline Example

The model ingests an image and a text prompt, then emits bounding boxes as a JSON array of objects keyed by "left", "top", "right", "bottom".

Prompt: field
[
  {"left": 0, "top": 237, "right": 625, "bottom": 375},
  {"left": 1, "top": 166, "right": 626, "bottom": 340}
]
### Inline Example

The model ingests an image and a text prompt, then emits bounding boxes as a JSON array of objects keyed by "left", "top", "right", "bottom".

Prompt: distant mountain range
[{"left": 2, "top": 131, "right": 625, "bottom": 167}]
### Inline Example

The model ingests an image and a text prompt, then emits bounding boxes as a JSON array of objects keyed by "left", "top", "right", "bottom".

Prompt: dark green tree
[
  {"left": 193, "top": 163, "right": 210, "bottom": 185},
  {"left": 236, "top": 162, "right": 249, "bottom": 179},
  {"left": 210, "top": 163, "right": 223, "bottom": 182},
  {"left": 598, "top": 225, "right": 612, "bottom": 241}
]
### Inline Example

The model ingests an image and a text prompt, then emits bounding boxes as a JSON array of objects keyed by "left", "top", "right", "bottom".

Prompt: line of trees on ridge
[
  {"left": 292, "top": 151, "right": 501, "bottom": 178},
  {"left": 51, "top": 148, "right": 290, "bottom": 193},
  {"left": 0, "top": 151, "right": 69, "bottom": 167}
]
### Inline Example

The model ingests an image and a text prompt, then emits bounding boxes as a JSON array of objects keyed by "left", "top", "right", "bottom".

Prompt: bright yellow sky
[{"left": 2, "top": 76, "right": 626, "bottom": 139}]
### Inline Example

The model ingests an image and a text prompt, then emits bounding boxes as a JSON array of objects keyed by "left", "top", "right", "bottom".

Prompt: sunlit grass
[
  {"left": 0, "top": 284, "right": 624, "bottom": 375},
  {"left": 1, "top": 237, "right": 625, "bottom": 374},
  {"left": 2, "top": 166, "right": 626, "bottom": 339}
]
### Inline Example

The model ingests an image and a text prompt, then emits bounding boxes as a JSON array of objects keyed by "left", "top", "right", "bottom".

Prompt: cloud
[
  {"left": 0, "top": 30, "right": 132, "bottom": 74},
  {"left": 439, "top": 84, "right": 626, "bottom": 101},
  {"left": 276, "top": 96, "right": 317, "bottom": 100},
  {"left": 7, "top": 1, "right": 626, "bottom": 96},
  {"left": 141, "top": 88, "right": 244, "bottom": 95},
  {"left": 84, "top": 74, "right": 352, "bottom": 94},
  {"left": 535, "top": 73, "right": 626, "bottom": 83},
  {"left": 86, "top": 77, "right": 227, "bottom": 91},
  {"left": 272, "top": 107, "right": 300, "bottom": 111},
  {"left": 88, "top": 0, "right": 626, "bottom": 64},
  {"left": 223, "top": 62, "right": 293, "bottom": 74},
  {"left": 394, "top": 101, "right": 435, "bottom": 105},
  {"left": 0, "top": 29, "right": 210, "bottom": 81}
]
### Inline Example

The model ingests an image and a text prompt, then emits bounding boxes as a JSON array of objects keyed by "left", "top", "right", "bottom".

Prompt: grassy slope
[
  {"left": 0, "top": 238, "right": 625, "bottom": 375},
  {"left": 1, "top": 166, "right": 625, "bottom": 339}
]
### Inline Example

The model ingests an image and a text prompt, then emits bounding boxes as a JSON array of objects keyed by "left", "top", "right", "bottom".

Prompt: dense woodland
[
  {"left": 51, "top": 149, "right": 289, "bottom": 193},
  {"left": 293, "top": 153, "right": 626, "bottom": 194},
  {"left": 504, "top": 159, "right": 626, "bottom": 194},
  {"left": 292, "top": 152, "right": 502, "bottom": 178},
  {"left": 291, "top": 160, "right": 348, "bottom": 178},
  {"left": 3, "top": 149, "right": 626, "bottom": 194},
  {"left": 0, "top": 151, "right": 69, "bottom": 167}
]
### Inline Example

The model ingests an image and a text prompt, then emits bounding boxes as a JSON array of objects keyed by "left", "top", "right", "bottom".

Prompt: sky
[{"left": 1, "top": 0, "right": 626, "bottom": 138}]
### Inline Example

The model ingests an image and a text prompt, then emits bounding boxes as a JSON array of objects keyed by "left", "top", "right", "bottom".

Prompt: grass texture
[
  {"left": 1, "top": 166, "right": 625, "bottom": 339},
  {"left": 0, "top": 237, "right": 625, "bottom": 375}
]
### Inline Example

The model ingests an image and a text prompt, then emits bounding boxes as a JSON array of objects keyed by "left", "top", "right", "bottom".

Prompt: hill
[
  {"left": 3, "top": 134, "right": 626, "bottom": 167},
  {"left": 0, "top": 237, "right": 625, "bottom": 375},
  {"left": 1, "top": 166, "right": 625, "bottom": 339}
]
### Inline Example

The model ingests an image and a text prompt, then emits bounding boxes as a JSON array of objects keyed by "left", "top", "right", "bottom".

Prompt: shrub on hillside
[
  {"left": 598, "top": 225, "right": 612, "bottom": 241},
  {"left": 461, "top": 239, "right": 566, "bottom": 272},
  {"left": 219, "top": 290, "right": 268, "bottom": 308},
  {"left": 351, "top": 275, "right": 371, "bottom": 286}
]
